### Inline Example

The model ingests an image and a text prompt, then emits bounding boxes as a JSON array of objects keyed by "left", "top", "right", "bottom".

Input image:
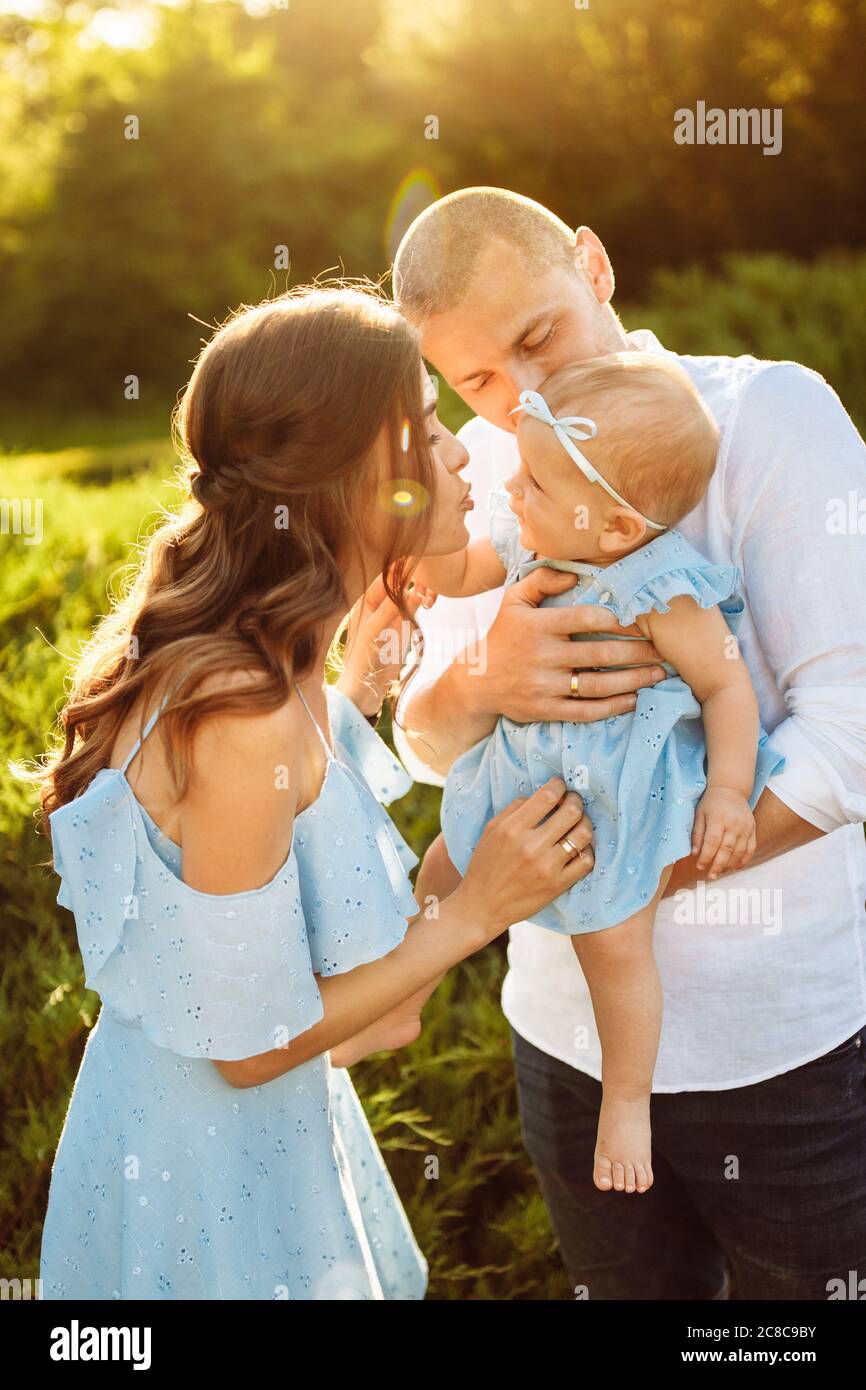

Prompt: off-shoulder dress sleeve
[
  {"left": 50, "top": 772, "right": 325, "bottom": 1062},
  {"left": 327, "top": 684, "right": 412, "bottom": 804},
  {"left": 326, "top": 684, "right": 419, "bottom": 877}
]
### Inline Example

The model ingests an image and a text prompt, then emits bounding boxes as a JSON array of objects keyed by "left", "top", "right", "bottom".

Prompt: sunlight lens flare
[
  {"left": 377, "top": 477, "right": 430, "bottom": 519},
  {"left": 376, "top": 417, "right": 430, "bottom": 515},
  {"left": 384, "top": 167, "right": 442, "bottom": 265}
]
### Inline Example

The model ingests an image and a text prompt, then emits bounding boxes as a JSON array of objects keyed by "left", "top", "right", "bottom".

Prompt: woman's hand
[
  {"left": 336, "top": 574, "right": 435, "bottom": 717},
  {"left": 452, "top": 777, "right": 594, "bottom": 941}
]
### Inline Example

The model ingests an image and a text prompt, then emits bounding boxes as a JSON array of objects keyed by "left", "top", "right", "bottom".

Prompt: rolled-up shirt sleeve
[{"left": 724, "top": 362, "right": 866, "bottom": 832}]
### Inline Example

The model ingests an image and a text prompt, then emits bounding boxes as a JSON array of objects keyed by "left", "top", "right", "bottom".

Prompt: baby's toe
[
  {"left": 635, "top": 1162, "right": 653, "bottom": 1194},
  {"left": 594, "top": 1153, "right": 614, "bottom": 1191}
]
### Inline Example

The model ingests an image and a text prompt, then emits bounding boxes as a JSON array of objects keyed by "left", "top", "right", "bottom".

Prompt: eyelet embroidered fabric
[
  {"left": 441, "top": 491, "right": 785, "bottom": 934},
  {"left": 40, "top": 683, "right": 427, "bottom": 1301}
]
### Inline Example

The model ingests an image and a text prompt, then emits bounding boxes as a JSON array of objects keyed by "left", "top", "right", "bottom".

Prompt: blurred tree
[{"left": 0, "top": 0, "right": 864, "bottom": 418}]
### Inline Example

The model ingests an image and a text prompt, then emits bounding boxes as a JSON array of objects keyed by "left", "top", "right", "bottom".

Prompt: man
[{"left": 390, "top": 187, "right": 866, "bottom": 1300}]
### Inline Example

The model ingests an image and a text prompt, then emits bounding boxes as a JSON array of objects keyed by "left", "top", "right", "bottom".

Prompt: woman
[{"left": 29, "top": 282, "right": 594, "bottom": 1300}]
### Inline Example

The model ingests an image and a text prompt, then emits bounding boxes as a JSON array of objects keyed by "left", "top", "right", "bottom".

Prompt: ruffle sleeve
[
  {"left": 592, "top": 529, "right": 742, "bottom": 629},
  {"left": 292, "top": 757, "right": 420, "bottom": 976},
  {"left": 327, "top": 684, "right": 411, "bottom": 804},
  {"left": 50, "top": 739, "right": 422, "bottom": 1061},
  {"left": 326, "top": 684, "right": 419, "bottom": 877},
  {"left": 49, "top": 770, "right": 326, "bottom": 1062}
]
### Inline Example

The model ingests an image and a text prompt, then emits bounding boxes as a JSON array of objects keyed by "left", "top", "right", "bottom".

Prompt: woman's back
[{"left": 107, "top": 673, "right": 332, "bottom": 892}]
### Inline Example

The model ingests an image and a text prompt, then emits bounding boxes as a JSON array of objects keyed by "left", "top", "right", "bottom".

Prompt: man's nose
[{"left": 505, "top": 364, "right": 547, "bottom": 421}]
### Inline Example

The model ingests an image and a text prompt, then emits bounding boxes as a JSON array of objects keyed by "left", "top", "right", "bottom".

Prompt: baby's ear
[{"left": 597, "top": 507, "right": 646, "bottom": 555}]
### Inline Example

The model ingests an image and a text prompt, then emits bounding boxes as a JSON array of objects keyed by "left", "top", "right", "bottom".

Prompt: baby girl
[{"left": 412, "top": 351, "right": 784, "bottom": 1196}]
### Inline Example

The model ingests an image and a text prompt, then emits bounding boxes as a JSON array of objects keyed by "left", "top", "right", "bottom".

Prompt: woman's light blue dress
[
  {"left": 441, "top": 489, "right": 785, "bottom": 935},
  {"left": 40, "top": 683, "right": 428, "bottom": 1301}
]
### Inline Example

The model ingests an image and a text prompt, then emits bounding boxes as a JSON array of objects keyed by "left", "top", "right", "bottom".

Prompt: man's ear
[
  {"left": 597, "top": 507, "right": 646, "bottom": 554},
  {"left": 574, "top": 227, "right": 615, "bottom": 303}
]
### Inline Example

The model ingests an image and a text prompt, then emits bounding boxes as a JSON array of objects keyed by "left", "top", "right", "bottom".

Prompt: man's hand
[
  {"left": 480, "top": 566, "right": 667, "bottom": 725},
  {"left": 400, "top": 564, "right": 666, "bottom": 776}
]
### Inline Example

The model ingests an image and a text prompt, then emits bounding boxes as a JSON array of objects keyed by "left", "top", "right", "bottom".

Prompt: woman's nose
[{"left": 449, "top": 437, "right": 471, "bottom": 473}]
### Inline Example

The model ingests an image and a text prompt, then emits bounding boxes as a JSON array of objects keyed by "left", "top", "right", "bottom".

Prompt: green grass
[{"left": 0, "top": 406, "right": 173, "bottom": 455}]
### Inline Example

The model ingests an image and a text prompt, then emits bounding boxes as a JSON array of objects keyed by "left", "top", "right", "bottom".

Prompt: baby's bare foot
[{"left": 594, "top": 1090, "right": 654, "bottom": 1194}]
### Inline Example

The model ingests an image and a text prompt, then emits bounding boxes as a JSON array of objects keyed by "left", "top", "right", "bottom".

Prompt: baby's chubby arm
[
  {"left": 412, "top": 537, "right": 507, "bottom": 598},
  {"left": 639, "top": 596, "right": 760, "bottom": 880}
]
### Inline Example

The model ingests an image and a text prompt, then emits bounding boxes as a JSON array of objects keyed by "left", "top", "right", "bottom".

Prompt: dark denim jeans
[{"left": 510, "top": 1022, "right": 866, "bottom": 1300}]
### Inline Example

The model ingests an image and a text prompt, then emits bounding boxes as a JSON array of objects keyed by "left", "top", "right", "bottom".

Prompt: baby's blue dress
[
  {"left": 441, "top": 490, "right": 785, "bottom": 935},
  {"left": 40, "top": 683, "right": 428, "bottom": 1301}
]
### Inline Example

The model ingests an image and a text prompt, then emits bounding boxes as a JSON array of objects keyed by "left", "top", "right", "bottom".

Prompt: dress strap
[
  {"left": 294, "top": 683, "right": 335, "bottom": 762},
  {"left": 120, "top": 685, "right": 176, "bottom": 775}
]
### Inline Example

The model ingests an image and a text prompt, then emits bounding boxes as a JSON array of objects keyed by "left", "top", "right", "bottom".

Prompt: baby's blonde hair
[{"left": 537, "top": 352, "right": 720, "bottom": 528}]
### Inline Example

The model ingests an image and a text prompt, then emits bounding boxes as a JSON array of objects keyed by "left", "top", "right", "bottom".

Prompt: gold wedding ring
[
  {"left": 559, "top": 835, "right": 579, "bottom": 857},
  {"left": 570, "top": 670, "right": 582, "bottom": 698}
]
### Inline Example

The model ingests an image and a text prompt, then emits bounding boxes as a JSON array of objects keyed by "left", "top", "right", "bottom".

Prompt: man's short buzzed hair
[{"left": 392, "top": 186, "right": 576, "bottom": 324}]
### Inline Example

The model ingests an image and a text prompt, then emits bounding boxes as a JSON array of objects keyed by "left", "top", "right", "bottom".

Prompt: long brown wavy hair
[{"left": 24, "top": 281, "right": 436, "bottom": 843}]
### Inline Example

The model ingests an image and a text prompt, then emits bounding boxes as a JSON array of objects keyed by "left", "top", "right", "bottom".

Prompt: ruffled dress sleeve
[
  {"left": 48, "top": 687, "right": 423, "bottom": 1062},
  {"left": 49, "top": 772, "right": 326, "bottom": 1061},
  {"left": 50, "top": 737, "right": 424, "bottom": 1068},
  {"left": 585, "top": 530, "right": 785, "bottom": 809},
  {"left": 590, "top": 529, "right": 744, "bottom": 631},
  {"left": 326, "top": 684, "right": 419, "bottom": 878},
  {"left": 327, "top": 684, "right": 412, "bottom": 805}
]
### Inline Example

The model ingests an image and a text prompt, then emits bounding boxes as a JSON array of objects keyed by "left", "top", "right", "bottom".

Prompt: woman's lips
[{"left": 460, "top": 490, "right": 474, "bottom": 511}]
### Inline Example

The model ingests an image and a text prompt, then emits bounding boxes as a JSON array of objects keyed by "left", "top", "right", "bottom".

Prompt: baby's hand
[{"left": 691, "top": 788, "right": 757, "bottom": 880}]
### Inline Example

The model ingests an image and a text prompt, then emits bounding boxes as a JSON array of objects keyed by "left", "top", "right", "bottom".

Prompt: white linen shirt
[{"left": 393, "top": 327, "right": 866, "bottom": 1091}]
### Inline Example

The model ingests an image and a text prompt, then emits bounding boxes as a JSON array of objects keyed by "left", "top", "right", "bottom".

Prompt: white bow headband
[{"left": 508, "top": 389, "right": 667, "bottom": 531}]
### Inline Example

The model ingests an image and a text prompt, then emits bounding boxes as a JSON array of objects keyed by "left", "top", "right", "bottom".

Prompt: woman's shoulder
[
  {"left": 182, "top": 670, "right": 298, "bottom": 772},
  {"left": 111, "top": 666, "right": 315, "bottom": 896},
  {"left": 173, "top": 671, "right": 320, "bottom": 896},
  {"left": 113, "top": 665, "right": 297, "bottom": 800}
]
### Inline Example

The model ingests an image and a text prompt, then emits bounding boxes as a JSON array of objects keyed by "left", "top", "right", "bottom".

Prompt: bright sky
[
  {"left": 0, "top": 0, "right": 433, "bottom": 49},
  {"left": 0, "top": 0, "right": 277, "bottom": 49}
]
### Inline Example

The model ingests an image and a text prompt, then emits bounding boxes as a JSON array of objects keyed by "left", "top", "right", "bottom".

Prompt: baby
[{"left": 412, "top": 351, "right": 784, "bottom": 1196}]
